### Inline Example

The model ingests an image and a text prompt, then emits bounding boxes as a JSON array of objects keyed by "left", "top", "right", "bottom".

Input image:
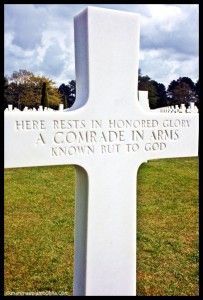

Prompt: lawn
[{"left": 4, "top": 157, "right": 199, "bottom": 296}]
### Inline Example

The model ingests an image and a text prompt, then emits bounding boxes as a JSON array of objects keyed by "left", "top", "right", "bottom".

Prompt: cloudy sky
[{"left": 4, "top": 4, "right": 199, "bottom": 88}]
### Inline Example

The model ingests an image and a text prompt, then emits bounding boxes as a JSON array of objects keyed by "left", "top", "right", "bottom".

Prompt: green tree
[
  {"left": 138, "top": 72, "right": 163, "bottom": 109},
  {"left": 195, "top": 79, "right": 199, "bottom": 108},
  {"left": 40, "top": 82, "right": 49, "bottom": 107},
  {"left": 138, "top": 74, "right": 157, "bottom": 108},
  {"left": 6, "top": 70, "right": 62, "bottom": 109},
  {"left": 58, "top": 80, "right": 76, "bottom": 108},
  {"left": 167, "top": 80, "right": 178, "bottom": 105},
  {"left": 151, "top": 80, "right": 167, "bottom": 108},
  {"left": 167, "top": 77, "right": 197, "bottom": 106},
  {"left": 4, "top": 77, "right": 11, "bottom": 109},
  {"left": 173, "top": 82, "right": 195, "bottom": 105}
]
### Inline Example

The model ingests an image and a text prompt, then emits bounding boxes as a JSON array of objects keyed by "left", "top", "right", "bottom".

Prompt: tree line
[
  {"left": 4, "top": 69, "right": 199, "bottom": 110},
  {"left": 138, "top": 69, "right": 199, "bottom": 109}
]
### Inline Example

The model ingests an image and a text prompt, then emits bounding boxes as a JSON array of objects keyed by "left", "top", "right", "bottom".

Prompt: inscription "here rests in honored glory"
[{"left": 4, "top": 7, "right": 198, "bottom": 296}]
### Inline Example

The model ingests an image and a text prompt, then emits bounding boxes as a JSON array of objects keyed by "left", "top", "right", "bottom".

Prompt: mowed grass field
[{"left": 4, "top": 157, "right": 199, "bottom": 296}]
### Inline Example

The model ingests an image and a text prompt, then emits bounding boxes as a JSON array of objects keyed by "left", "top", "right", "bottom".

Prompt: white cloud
[
  {"left": 139, "top": 48, "right": 198, "bottom": 86},
  {"left": 146, "top": 4, "right": 186, "bottom": 30},
  {"left": 140, "top": 4, "right": 198, "bottom": 56},
  {"left": 4, "top": 4, "right": 199, "bottom": 88}
]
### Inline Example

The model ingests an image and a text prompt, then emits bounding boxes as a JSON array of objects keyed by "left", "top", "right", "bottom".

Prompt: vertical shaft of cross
[
  {"left": 71, "top": 7, "right": 142, "bottom": 295},
  {"left": 75, "top": 158, "right": 141, "bottom": 296},
  {"left": 72, "top": 6, "right": 140, "bottom": 112},
  {"left": 73, "top": 166, "right": 88, "bottom": 295}
]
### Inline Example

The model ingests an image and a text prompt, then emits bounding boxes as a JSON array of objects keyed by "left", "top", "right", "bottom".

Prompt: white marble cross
[{"left": 4, "top": 7, "right": 199, "bottom": 296}]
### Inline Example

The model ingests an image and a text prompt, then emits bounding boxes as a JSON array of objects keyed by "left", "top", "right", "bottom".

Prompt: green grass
[{"left": 4, "top": 157, "right": 199, "bottom": 296}]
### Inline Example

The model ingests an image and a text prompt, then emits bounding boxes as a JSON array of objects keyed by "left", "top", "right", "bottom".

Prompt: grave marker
[
  {"left": 138, "top": 90, "right": 150, "bottom": 111},
  {"left": 4, "top": 6, "right": 199, "bottom": 296}
]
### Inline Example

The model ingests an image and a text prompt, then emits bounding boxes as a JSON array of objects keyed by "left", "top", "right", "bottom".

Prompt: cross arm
[
  {"left": 4, "top": 109, "right": 91, "bottom": 169},
  {"left": 144, "top": 112, "right": 199, "bottom": 161}
]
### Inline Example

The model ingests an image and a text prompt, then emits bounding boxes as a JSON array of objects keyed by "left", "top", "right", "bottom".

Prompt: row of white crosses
[
  {"left": 4, "top": 7, "right": 199, "bottom": 296},
  {"left": 5, "top": 94, "right": 199, "bottom": 115},
  {"left": 159, "top": 103, "right": 199, "bottom": 113},
  {"left": 5, "top": 104, "right": 64, "bottom": 112},
  {"left": 139, "top": 91, "right": 199, "bottom": 113},
  {"left": 5, "top": 94, "right": 148, "bottom": 112}
]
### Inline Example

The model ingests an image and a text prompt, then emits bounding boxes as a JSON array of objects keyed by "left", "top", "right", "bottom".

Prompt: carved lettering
[
  {"left": 13, "top": 118, "right": 190, "bottom": 156},
  {"left": 36, "top": 133, "right": 45, "bottom": 144},
  {"left": 51, "top": 145, "right": 95, "bottom": 156},
  {"left": 16, "top": 120, "right": 46, "bottom": 130}
]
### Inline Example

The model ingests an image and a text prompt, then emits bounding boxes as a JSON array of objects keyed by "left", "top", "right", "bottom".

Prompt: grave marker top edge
[{"left": 71, "top": 6, "right": 141, "bottom": 113}]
